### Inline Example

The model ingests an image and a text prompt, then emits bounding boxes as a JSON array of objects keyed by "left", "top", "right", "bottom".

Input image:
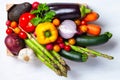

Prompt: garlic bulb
[{"left": 18, "top": 48, "right": 36, "bottom": 62}]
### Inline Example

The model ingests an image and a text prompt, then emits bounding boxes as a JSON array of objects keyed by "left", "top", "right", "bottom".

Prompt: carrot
[
  {"left": 86, "top": 24, "right": 101, "bottom": 36},
  {"left": 84, "top": 12, "right": 99, "bottom": 22}
]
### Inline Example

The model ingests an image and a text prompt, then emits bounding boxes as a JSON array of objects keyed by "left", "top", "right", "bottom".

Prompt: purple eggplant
[
  {"left": 8, "top": 2, "right": 32, "bottom": 22},
  {"left": 47, "top": 3, "right": 91, "bottom": 21}
]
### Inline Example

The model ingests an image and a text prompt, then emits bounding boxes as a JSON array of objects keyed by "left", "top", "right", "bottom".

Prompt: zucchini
[
  {"left": 60, "top": 49, "right": 88, "bottom": 62},
  {"left": 75, "top": 32, "right": 112, "bottom": 46}
]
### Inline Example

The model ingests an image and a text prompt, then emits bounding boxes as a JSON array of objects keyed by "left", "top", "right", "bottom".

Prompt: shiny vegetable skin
[
  {"left": 5, "top": 33, "right": 25, "bottom": 56},
  {"left": 8, "top": 2, "right": 32, "bottom": 22},
  {"left": 60, "top": 49, "right": 88, "bottom": 62},
  {"left": 75, "top": 32, "right": 112, "bottom": 46},
  {"left": 47, "top": 3, "right": 81, "bottom": 21}
]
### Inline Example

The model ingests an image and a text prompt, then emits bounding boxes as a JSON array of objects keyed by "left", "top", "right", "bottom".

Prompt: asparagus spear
[
  {"left": 30, "top": 37, "right": 68, "bottom": 76},
  {"left": 24, "top": 39, "right": 62, "bottom": 76},
  {"left": 65, "top": 42, "right": 113, "bottom": 60},
  {"left": 70, "top": 44, "right": 114, "bottom": 60},
  {"left": 50, "top": 50, "right": 71, "bottom": 70}
]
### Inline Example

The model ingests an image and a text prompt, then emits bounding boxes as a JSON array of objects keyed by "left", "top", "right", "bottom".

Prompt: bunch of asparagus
[{"left": 25, "top": 34, "right": 70, "bottom": 77}]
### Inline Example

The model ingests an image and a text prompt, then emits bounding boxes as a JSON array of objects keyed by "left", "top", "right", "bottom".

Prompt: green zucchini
[
  {"left": 59, "top": 49, "right": 88, "bottom": 62},
  {"left": 75, "top": 32, "right": 112, "bottom": 46}
]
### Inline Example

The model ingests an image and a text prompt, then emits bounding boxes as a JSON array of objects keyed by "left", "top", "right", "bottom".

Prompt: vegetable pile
[{"left": 5, "top": 2, "right": 114, "bottom": 77}]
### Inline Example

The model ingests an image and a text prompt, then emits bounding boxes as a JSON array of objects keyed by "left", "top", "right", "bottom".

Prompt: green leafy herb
[{"left": 30, "top": 3, "right": 56, "bottom": 26}]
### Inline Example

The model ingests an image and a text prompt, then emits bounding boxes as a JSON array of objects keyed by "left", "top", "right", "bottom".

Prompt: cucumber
[
  {"left": 75, "top": 32, "right": 112, "bottom": 46},
  {"left": 60, "top": 49, "right": 88, "bottom": 62}
]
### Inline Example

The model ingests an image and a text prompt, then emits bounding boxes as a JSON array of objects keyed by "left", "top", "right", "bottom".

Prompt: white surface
[{"left": 0, "top": 0, "right": 120, "bottom": 80}]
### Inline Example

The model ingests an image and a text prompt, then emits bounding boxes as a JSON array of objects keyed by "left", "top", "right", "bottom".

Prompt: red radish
[
  {"left": 32, "top": 2, "right": 40, "bottom": 9},
  {"left": 59, "top": 43, "right": 65, "bottom": 49},
  {"left": 46, "top": 43, "right": 53, "bottom": 50},
  {"left": 6, "top": 20, "right": 11, "bottom": 26}
]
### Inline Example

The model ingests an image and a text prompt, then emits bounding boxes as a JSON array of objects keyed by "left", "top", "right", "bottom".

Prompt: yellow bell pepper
[{"left": 35, "top": 22, "right": 58, "bottom": 44}]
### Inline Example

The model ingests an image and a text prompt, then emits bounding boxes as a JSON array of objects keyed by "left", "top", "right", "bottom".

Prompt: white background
[{"left": 0, "top": 0, "right": 120, "bottom": 80}]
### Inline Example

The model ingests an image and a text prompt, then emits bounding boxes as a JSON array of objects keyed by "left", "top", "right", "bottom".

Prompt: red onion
[{"left": 58, "top": 20, "right": 77, "bottom": 39}]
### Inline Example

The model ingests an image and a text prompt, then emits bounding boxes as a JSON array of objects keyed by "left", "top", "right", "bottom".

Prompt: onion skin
[
  {"left": 5, "top": 33, "right": 25, "bottom": 56},
  {"left": 58, "top": 20, "right": 77, "bottom": 39}
]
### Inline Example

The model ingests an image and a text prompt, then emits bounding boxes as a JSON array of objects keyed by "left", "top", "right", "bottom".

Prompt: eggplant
[
  {"left": 48, "top": 3, "right": 91, "bottom": 21},
  {"left": 8, "top": 2, "right": 32, "bottom": 22}
]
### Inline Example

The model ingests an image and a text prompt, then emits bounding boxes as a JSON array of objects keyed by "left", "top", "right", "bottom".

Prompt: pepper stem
[{"left": 44, "top": 30, "right": 51, "bottom": 37}]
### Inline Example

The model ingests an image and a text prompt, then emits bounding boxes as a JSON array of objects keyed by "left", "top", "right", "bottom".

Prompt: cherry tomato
[
  {"left": 68, "top": 38, "right": 76, "bottom": 45},
  {"left": 78, "top": 25, "right": 88, "bottom": 33},
  {"left": 56, "top": 36, "right": 63, "bottom": 43},
  {"left": 14, "top": 27, "right": 21, "bottom": 34},
  {"left": 52, "top": 18, "right": 60, "bottom": 26},
  {"left": 64, "top": 45, "right": 71, "bottom": 51},
  {"left": 32, "top": 1, "right": 40, "bottom": 9},
  {"left": 74, "top": 19, "right": 81, "bottom": 26},
  {"left": 6, "top": 28, "right": 13, "bottom": 34},
  {"left": 19, "top": 31, "right": 27, "bottom": 39},
  {"left": 6, "top": 20, "right": 11, "bottom": 26},
  {"left": 53, "top": 44, "right": 61, "bottom": 52},
  {"left": 59, "top": 43, "right": 65, "bottom": 49},
  {"left": 19, "top": 13, "right": 35, "bottom": 32},
  {"left": 10, "top": 21, "right": 18, "bottom": 28},
  {"left": 81, "top": 20, "right": 87, "bottom": 25}
]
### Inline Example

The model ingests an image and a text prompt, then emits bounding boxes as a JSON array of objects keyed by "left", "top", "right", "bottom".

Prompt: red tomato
[
  {"left": 19, "top": 31, "right": 27, "bottom": 39},
  {"left": 56, "top": 36, "right": 63, "bottom": 43},
  {"left": 59, "top": 43, "right": 65, "bottom": 49},
  {"left": 64, "top": 45, "right": 71, "bottom": 51},
  {"left": 25, "top": 22, "right": 35, "bottom": 32},
  {"left": 81, "top": 20, "right": 87, "bottom": 25},
  {"left": 19, "top": 13, "right": 35, "bottom": 32}
]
